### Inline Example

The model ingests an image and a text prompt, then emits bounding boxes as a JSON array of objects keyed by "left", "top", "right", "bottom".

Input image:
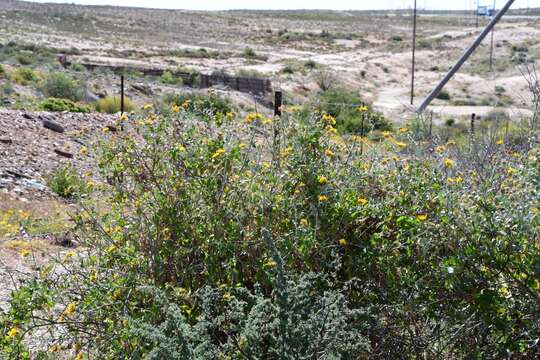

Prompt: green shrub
[
  {"left": 96, "top": 96, "right": 134, "bottom": 114},
  {"left": 69, "top": 63, "right": 86, "bottom": 72},
  {"left": 319, "top": 87, "right": 392, "bottom": 134},
  {"left": 10, "top": 67, "right": 37, "bottom": 85},
  {"left": 16, "top": 53, "right": 34, "bottom": 65},
  {"left": 0, "top": 64, "right": 5, "bottom": 78},
  {"left": 304, "top": 59, "right": 318, "bottom": 69},
  {"left": 161, "top": 91, "right": 233, "bottom": 120},
  {"left": 160, "top": 70, "right": 181, "bottom": 85},
  {"left": 39, "top": 97, "right": 90, "bottom": 113},
  {"left": 281, "top": 65, "right": 295, "bottom": 74},
  {"left": 41, "top": 72, "right": 84, "bottom": 101},
  {"left": 242, "top": 47, "right": 257, "bottom": 58},
  {"left": 436, "top": 89, "right": 451, "bottom": 100},
  {"left": 3, "top": 108, "right": 540, "bottom": 358},
  {"left": 46, "top": 165, "right": 89, "bottom": 199}
]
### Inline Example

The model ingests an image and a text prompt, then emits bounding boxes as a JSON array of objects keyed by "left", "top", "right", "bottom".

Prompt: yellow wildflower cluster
[
  {"left": 447, "top": 176, "right": 464, "bottom": 184},
  {"left": 357, "top": 197, "right": 368, "bottom": 206},
  {"left": 322, "top": 113, "right": 336, "bottom": 125},
  {"left": 211, "top": 148, "right": 225, "bottom": 159},
  {"left": 244, "top": 112, "right": 266, "bottom": 124},
  {"left": 299, "top": 218, "right": 309, "bottom": 227},
  {"left": 443, "top": 158, "right": 455, "bottom": 168},
  {"left": 356, "top": 106, "right": 369, "bottom": 113},
  {"left": 317, "top": 175, "right": 328, "bottom": 184},
  {"left": 338, "top": 238, "right": 348, "bottom": 246},
  {"left": 64, "top": 302, "right": 77, "bottom": 317},
  {"left": 318, "top": 195, "right": 329, "bottom": 202}
]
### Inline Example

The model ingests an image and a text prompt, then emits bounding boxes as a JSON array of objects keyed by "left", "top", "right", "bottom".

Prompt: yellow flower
[
  {"left": 446, "top": 139, "right": 456, "bottom": 146},
  {"left": 171, "top": 104, "right": 181, "bottom": 113},
  {"left": 244, "top": 112, "right": 263, "bottom": 124},
  {"left": 325, "top": 125, "right": 338, "bottom": 135},
  {"left": 226, "top": 112, "right": 234, "bottom": 120},
  {"left": 20, "top": 249, "right": 31, "bottom": 257},
  {"left": 75, "top": 352, "right": 84, "bottom": 360},
  {"left": 101, "top": 127, "right": 110, "bottom": 133},
  {"left": 49, "top": 344, "right": 61, "bottom": 352},
  {"left": 119, "top": 113, "right": 128, "bottom": 121},
  {"left": 143, "top": 104, "right": 153, "bottom": 110},
  {"left": 64, "top": 302, "right": 76, "bottom": 317},
  {"left": 281, "top": 147, "right": 292, "bottom": 158},
  {"left": 299, "top": 218, "right": 309, "bottom": 227},
  {"left": 398, "top": 127, "right": 409, "bottom": 133},
  {"left": 435, "top": 145, "right": 446, "bottom": 153},
  {"left": 211, "top": 148, "right": 225, "bottom": 159},
  {"left": 6, "top": 327, "right": 18, "bottom": 339},
  {"left": 262, "top": 162, "right": 271, "bottom": 169},
  {"left": 496, "top": 139, "right": 504, "bottom": 145},
  {"left": 382, "top": 131, "right": 392, "bottom": 138},
  {"left": 324, "top": 148, "right": 335, "bottom": 157},
  {"left": 18, "top": 210, "right": 30, "bottom": 220},
  {"left": 356, "top": 106, "right": 369, "bottom": 113},
  {"left": 507, "top": 167, "right": 517, "bottom": 176},
  {"left": 181, "top": 100, "right": 191, "bottom": 109},
  {"left": 447, "top": 177, "right": 464, "bottom": 184},
  {"left": 79, "top": 147, "right": 88, "bottom": 156},
  {"left": 318, "top": 195, "right": 329, "bottom": 202},
  {"left": 64, "top": 250, "right": 75, "bottom": 260},
  {"left": 443, "top": 158, "right": 455, "bottom": 168},
  {"left": 357, "top": 197, "right": 368, "bottom": 206},
  {"left": 264, "top": 259, "right": 277, "bottom": 268},
  {"left": 416, "top": 214, "right": 428, "bottom": 221},
  {"left": 395, "top": 141, "right": 407, "bottom": 149},
  {"left": 322, "top": 113, "right": 337, "bottom": 125},
  {"left": 338, "top": 238, "right": 347, "bottom": 246},
  {"left": 317, "top": 175, "right": 328, "bottom": 184}
]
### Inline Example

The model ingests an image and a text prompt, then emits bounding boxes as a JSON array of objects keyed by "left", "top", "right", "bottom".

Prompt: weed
[
  {"left": 39, "top": 98, "right": 90, "bottom": 113},
  {"left": 96, "top": 96, "right": 134, "bottom": 114},
  {"left": 46, "top": 165, "right": 89, "bottom": 199}
]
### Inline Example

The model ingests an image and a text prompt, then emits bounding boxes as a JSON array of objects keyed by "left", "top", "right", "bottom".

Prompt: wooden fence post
[
  {"left": 120, "top": 75, "right": 125, "bottom": 115},
  {"left": 274, "top": 91, "right": 282, "bottom": 117}
]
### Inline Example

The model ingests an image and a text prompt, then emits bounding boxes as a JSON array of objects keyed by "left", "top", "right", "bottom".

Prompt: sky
[{"left": 26, "top": 0, "right": 540, "bottom": 11}]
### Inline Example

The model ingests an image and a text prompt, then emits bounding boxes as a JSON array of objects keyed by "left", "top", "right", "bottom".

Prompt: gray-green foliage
[
  {"left": 42, "top": 72, "right": 85, "bottom": 102},
  {"left": 133, "top": 272, "right": 369, "bottom": 359}
]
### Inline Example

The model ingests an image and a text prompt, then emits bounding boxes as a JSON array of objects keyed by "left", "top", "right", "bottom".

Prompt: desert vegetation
[{"left": 0, "top": 1, "right": 540, "bottom": 359}]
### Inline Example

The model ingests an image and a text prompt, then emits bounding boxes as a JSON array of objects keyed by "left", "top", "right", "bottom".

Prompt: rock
[
  {"left": 43, "top": 119, "right": 65, "bottom": 133},
  {"left": 22, "top": 113, "right": 33, "bottom": 120},
  {"left": 0, "top": 138, "right": 12, "bottom": 144},
  {"left": 54, "top": 149, "right": 73, "bottom": 158},
  {"left": 6, "top": 169, "right": 30, "bottom": 179},
  {"left": 131, "top": 83, "right": 153, "bottom": 95},
  {"left": 84, "top": 89, "right": 100, "bottom": 102}
]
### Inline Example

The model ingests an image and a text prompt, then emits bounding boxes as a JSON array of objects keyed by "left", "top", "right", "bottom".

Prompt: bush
[
  {"left": 69, "top": 63, "right": 86, "bottom": 72},
  {"left": 242, "top": 47, "right": 257, "bottom": 58},
  {"left": 39, "top": 97, "right": 90, "bottom": 113},
  {"left": 46, "top": 165, "right": 89, "bottom": 199},
  {"left": 304, "top": 59, "right": 318, "bottom": 69},
  {"left": 0, "top": 64, "right": 5, "bottom": 78},
  {"left": 436, "top": 89, "right": 451, "bottom": 100},
  {"left": 281, "top": 65, "right": 295, "bottom": 74},
  {"left": 160, "top": 91, "right": 233, "bottom": 120},
  {"left": 319, "top": 87, "right": 392, "bottom": 134},
  {"left": 10, "top": 67, "right": 37, "bottom": 85},
  {"left": 41, "top": 72, "right": 84, "bottom": 101},
  {"left": 3, "top": 108, "right": 540, "bottom": 358},
  {"left": 16, "top": 53, "right": 34, "bottom": 65},
  {"left": 160, "top": 70, "right": 181, "bottom": 85},
  {"left": 96, "top": 96, "right": 134, "bottom": 114}
]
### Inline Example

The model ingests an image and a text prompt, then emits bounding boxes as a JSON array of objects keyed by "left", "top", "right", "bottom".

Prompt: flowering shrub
[{"left": 1, "top": 106, "right": 539, "bottom": 358}]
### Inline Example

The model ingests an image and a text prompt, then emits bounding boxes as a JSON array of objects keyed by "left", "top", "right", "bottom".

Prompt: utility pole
[
  {"left": 411, "top": 0, "right": 417, "bottom": 105},
  {"left": 417, "top": 0, "right": 515, "bottom": 113},
  {"left": 489, "top": 0, "right": 496, "bottom": 71},
  {"left": 475, "top": 0, "right": 479, "bottom": 28}
]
